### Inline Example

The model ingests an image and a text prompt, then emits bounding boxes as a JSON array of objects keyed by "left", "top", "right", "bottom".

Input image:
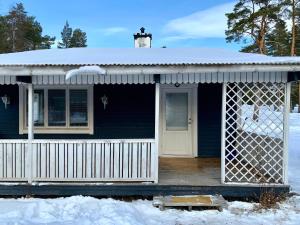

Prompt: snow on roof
[{"left": 0, "top": 48, "right": 300, "bottom": 66}]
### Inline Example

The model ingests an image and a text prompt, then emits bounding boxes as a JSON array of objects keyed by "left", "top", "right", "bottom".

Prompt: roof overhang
[{"left": 1, "top": 64, "right": 300, "bottom": 76}]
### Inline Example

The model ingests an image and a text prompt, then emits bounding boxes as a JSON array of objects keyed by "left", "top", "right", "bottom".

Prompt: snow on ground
[
  {"left": 289, "top": 113, "right": 300, "bottom": 193},
  {"left": 241, "top": 104, "right": 284, "bottom": 138},
  {"left": 0, "top": 195, "right": 299, "bottom": 225},
  {"left": 0, "top": 112, "right": 298, "bottom": 225}
]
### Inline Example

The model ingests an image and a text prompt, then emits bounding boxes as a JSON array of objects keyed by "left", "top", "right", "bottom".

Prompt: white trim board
[
  {"left": 19, "top": 85, "right": 94, "bottom": 134},
  {"left": 0, "top": 71, "right": 288, "bottom": 85}
]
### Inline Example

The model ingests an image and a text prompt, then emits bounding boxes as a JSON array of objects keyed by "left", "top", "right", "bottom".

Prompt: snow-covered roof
[{"left": 0, "top": 48, "right": 300, "bottom": 66}]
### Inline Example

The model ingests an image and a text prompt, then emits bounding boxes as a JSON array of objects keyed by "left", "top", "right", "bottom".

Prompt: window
[
  {"left": 20, "top": 86, "right": 93, "bottom": 134},
  {"left": 48, "top": 90, "right": 66, "bottom": 126},
  {"left": 26, "top": 90, "right": 45, "bottom": 126},
  {"left": 166, "top": 93, "right": 188, "bottom": 130},
  {"left": 70, "top": 90, "right": 88, "bottom": 126}
]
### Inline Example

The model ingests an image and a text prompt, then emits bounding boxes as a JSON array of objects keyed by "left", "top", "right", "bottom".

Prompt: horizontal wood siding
[
  {"left": 93, "top": 84, "right": 155, "bottom": 139},
  {"left": 198, "top": 84, "right": 222, "bottom": 157},
  {"left": 0, "top": 84, "right": 155, "bottom": 139},
  {"left": 0, "top": 85, "right": 20, "bottom": 139}
]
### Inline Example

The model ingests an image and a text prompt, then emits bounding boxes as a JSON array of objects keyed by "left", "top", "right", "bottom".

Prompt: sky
[{"left": 0, "top": 0, "right": 241, "bottom": 50}]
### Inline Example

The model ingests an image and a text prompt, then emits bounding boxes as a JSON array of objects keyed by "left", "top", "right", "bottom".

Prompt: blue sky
[{"left": 0, "top": 0, "right": 240, "bottom": 50}]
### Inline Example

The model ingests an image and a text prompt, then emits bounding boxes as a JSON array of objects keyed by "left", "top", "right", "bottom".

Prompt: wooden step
[{"left": 153, "top": 195, "right": 227, "bottom": 211}]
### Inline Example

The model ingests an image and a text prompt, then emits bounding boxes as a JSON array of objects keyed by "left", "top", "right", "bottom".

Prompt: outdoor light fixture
[
  {"left": 101, "top": 95, "right": 108, "bottom": 110},
  {"left": 1, "top": 95, "right": 10, "bottom": 109},
  {"left": 174, "top": 83, "right": 181, "bottom": 87}
]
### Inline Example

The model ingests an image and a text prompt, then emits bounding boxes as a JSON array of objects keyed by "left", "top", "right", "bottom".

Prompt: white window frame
[{"left": 19, "top": 85, "right": 94, "bottom": 134}]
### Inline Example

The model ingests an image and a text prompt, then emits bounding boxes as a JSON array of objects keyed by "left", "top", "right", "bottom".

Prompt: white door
[{"left": 160, "top": 87, "right": 195, "bottom": 157}]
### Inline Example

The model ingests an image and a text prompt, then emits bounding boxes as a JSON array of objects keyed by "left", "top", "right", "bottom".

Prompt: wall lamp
[
  {"left": 1, "top": 95, "right": 10, "bottom": 109},
  {"left": 101, "top": 95, "right": 108, "bottom": 110}
]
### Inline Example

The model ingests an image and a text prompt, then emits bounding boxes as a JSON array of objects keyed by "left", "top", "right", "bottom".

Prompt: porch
[
  {"left": 159, "top": 158, "right": 220, "bottom": 186},
  {"left": 0, "top": 156, "right": 289, "bottom": 198},
  {"left": 0, "top": 71, "right": 291, "bottom": 188}
]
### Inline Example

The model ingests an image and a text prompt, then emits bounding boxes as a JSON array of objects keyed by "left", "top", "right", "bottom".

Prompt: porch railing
[{"left": 0, "top": 139, "right": 157, "bottom": 183}]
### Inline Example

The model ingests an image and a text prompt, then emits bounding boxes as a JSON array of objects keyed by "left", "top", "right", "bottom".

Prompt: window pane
[
  {"left": 26, "top": 90, "right": 44, "bottom": 126},
  {"left": 33, "top": 90, "right": 44, "bottom": 126},
  {"left": 70, "top": 90, "right": 88, "bottom": 126},
  {"left": 166, "top": 93, "right": 188, "bottom": 130},
  {"left": 48, "top": 90, "right": 66, "bottom": 126}
]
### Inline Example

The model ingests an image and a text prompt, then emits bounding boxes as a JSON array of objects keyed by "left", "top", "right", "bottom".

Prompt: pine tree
[
  {"left": 293, "top": 7, "right": 300, "bottom": 54},
  {"left": 58, "top": 21, "right": 72, "bottom": 48},
  {"left": 288, "top": 0, "right": 300, "bottom": 55},
  {"left": 6, "top": 3, "right": 27, "bottom": 52},
  {"left": 39, "top": 35, "right": 56, "bottom": 49},
  {"left": 266, "top": 19, "right": 290, "bottom": 55},
  {"left": 70, "top": 29, "right": 87, "bottom": 47},
  {"left": 226, "top": 0, "right": 281, "bottom": 54},
  {"left": 0, "top": 15, "right": 10, "bottom": 52},
  {"left": 0, "top": 3, "right": 55, "bottom": 53}
]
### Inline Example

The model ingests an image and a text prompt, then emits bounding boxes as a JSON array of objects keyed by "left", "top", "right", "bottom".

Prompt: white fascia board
[{"left": 1, "top": 64, "right": 300, "bottom": 76}]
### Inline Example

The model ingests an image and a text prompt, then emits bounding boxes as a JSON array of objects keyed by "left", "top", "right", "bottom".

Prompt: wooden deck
[
  {"left": 159, "top": 158, "right": 220, "bottom": 186},
  {"left": 0, "top": 157, "right": 290, "bottom": 198}
]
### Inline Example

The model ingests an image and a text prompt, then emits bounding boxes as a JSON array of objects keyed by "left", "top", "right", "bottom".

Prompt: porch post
[
  {"left": 221, "top": 82, "right": 227, "bottom": 184},
  {"left": 154, "top": 82, "right": 160, "bottom": 183},
  {"left": 27, "top": 83, "right": 34, "bottom": 184},
  {"left": 283, "top": 82, "right": 291, "bottom": 184}
]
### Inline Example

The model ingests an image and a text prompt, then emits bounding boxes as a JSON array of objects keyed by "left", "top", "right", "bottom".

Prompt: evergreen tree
[
  {"left": 266, "top": 19, "right": 290, "bottom": 55},
  {"left": 0, "top": 3, "right": 55, "bottom": 53},
  {"left": 0, "top": 15, "right": 10, "bottom": 52},
  {"left": 58, "top": 21, "right": 72, "bottom": 48},
  {"left": 58, "top": 22, "right": 87, "bottom": 48},
  {"left": 70, "top": 28, "right": 87, "bottom": 47},
  {"left": 39, "top": 35, "right": 56, "bottom": 49},
  {"left": 226, "top": 0, "right": 281, "bottom": 54},
  {"left": 287, "top": 0, "right": 300, "bottom": 55},
  {"left": 293, "top": 7, "right": 300, "bottom": 55},
  {"left": 6, "top": 3, "right": 28, "bottom": 52}
]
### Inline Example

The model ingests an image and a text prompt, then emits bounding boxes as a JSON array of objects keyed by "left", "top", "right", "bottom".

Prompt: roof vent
[{"left": 134, "top": 27, "right": 152, "bottom": 48}]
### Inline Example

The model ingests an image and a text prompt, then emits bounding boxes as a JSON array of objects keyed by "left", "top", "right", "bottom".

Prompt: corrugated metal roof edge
[{"left": 1, "top": 62, "right": 300, "bottom": 66}]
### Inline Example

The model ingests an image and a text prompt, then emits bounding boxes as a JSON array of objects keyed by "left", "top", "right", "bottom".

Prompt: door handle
[{"left": 188, "top": 118, "right": 192, "bottom": 124}]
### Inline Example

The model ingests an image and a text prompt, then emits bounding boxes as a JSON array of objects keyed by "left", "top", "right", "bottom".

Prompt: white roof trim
[
  {"left": 0, "top": 64, "right": 299, "bottom": 77},
  {"left": 0, "top": 72, "right": 287, "bottom": 85}
]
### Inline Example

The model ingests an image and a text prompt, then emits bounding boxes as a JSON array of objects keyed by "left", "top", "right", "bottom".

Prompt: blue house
[{"left": 0, "top": 29, "right": 299, "bottom": 197}]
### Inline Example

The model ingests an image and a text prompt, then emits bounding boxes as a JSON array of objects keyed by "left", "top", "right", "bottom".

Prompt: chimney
[{"left": 133, "top": 27, "right": 152, "bottom": 48}]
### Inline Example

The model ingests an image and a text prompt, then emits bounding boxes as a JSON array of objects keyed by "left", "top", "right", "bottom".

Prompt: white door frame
[{"left": 159, "top": 84, "right": 198, "bottom": 157}]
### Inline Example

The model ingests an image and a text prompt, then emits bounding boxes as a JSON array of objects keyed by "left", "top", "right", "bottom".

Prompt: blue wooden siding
[
  {"left": 197, "top": 84, "right": 222, "bottom": 157},
  {"left": 0, "top": 84, "right": 155, "bottom": 139},
  {"left": 0, "top": 85, "right": 20, "bottom": 139},
  {"left": 0, "top": 84, "right": 223, "bottom": 158}
]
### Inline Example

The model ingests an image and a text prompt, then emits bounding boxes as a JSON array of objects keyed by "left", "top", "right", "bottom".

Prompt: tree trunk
[
  {"left": 291, "top": 0, "right": 296, "bottom": 56},
  {"left": 253, "top": 88, "right": 261, "bottom": 122}
]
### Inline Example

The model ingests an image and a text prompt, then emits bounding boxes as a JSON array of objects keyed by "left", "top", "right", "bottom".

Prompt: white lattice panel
[{"left": 224, "top": 82, "right": 286, "bottom": 184}]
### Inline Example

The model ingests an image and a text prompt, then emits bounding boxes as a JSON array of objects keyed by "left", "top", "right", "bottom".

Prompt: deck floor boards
[
  {"left": 158, "top": 158, "right": 221, "bottom": 186},
  {"left": 0, "top": 157, "right": 290, "bottom": 197}
]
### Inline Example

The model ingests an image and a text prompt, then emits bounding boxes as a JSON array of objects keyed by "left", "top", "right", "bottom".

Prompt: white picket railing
[
  {"left": 0, "top": 139, "right": 158, "bottom": 183},
  {"left": 0, "top": 140, "right": 28, "bottom": 182}
]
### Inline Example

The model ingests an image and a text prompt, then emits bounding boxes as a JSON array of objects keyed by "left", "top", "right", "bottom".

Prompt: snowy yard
[{"left": 0, "top": 113, "right": 299, "bottom": 225}]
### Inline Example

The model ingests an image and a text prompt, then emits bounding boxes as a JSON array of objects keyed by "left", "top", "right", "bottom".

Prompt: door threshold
[{"left": 159, "top": 155, "right": 195, "bottom": 158}]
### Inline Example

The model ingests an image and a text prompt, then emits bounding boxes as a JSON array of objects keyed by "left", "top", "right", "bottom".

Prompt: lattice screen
[{"left": 224, "top": 82, "right": 286, "bottom": 184}]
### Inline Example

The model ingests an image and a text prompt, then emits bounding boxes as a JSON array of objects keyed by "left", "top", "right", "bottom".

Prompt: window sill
[{"left": 19, "top": 127, "right": 94, "bottom": 135}]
